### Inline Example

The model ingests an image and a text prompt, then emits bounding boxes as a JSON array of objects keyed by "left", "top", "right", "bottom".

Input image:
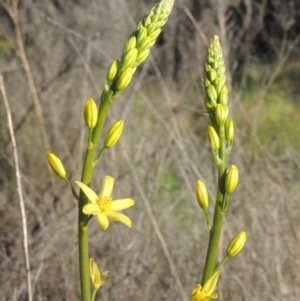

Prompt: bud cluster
[{"left": 107, "top": 0, "right": 174, "bottom": 94}]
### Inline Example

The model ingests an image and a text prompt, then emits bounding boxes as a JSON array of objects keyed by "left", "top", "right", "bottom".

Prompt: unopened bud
[
  {"left": 225, "top": 165, "right": 238, "bottom": 194},
  {"left": 114, "top": 68, "right": 134, "bottom": 91},
  {"left": 47, "top": 151, "right": 67, "bottom": 179},
  {"left": 121, "top": 48, "right": 138, "bottom": 69},
  {"left": 225, "top": 119, "right": 234, "bottom": 141},
  {"left": 207, "top": 126, "right": 220, "bottom": 151},
  {"left": 208, "top": 69, "right": 217, "bottom": 83},
  {"left": 214, "top": 75, "right": 226, "bottom": 94},
  {"left": 106, "top": 60, "right": 119, "bottom": 82},
  {"left": 148, "top": 28, "right": 161, "bottom": 41},
  {"left": 125, "top": 36, "right": 137, "bottom": 52},
  {"left": 196, "top": 180, "right": 208, "bottom": 210},
  {"left": 215, "top": 104, "right": 228, "bottom": 126},
  {"left": 136, "top": 48, "right": 151, "bottom": 64},
  {"left": 226, "top": 231, "right": 247, "bottom": 257},
  {"left": 84, "top": 98, "right": 98, "bottom": 129},
  {"left": 136, "top": 26, "right": 147, "bottom": 45},
  {"left": 104, "top": 120, "right": 124, "bottom": 148},
  {"left": 219, "top": 86, "right": 228, "bottom": 106},
  {"left": 137, "top": 37, "right": 151, "bottom": 50},
  {"left": 206, "top": 84, "right": 217, "bottom": 104}
]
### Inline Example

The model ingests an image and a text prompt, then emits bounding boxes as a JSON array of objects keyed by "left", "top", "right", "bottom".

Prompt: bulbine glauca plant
[
  {"left": 47, "top": 0, "right": 174, "bottom": 300},
  {"left": 191, "top": 36, "right": 247, "bottom": 300},
  {"left": 46, "top": 1, "right": 246, "bottom": 300}
]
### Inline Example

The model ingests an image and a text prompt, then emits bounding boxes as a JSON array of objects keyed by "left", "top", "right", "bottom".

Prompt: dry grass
[{"left": 1, "top": 0, "right": 300, "bottom": 300}]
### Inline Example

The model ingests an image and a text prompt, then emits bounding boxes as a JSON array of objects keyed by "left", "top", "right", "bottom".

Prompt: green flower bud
[
  {"left": 114, "top": 68, "right": 134, "bottom": 91},
  {"left": 136, "top": 26, "right": 147, "bottom": 45},
  {"left": 214, "top": 74, "right": 226, "bottom": 94},
  {"left": 207, "top": 126, "right": 220, "bottom": 151},
  {"left": 137, "top": 37, "right": 151, "bottom": 50},
  {"left": 136, "top": 48, "right": 151, "bottom": 64},
  {"left": 225, "top": 119, "right": 234, "bottom": 141},
  {"left": 215, "top": 104, "right": 228, "bottom": 126},
  {"left": 47, "top": 151, "right": 67, "bottom": 179},
  {"left": 125, "top": 36, "right": 137, "bottom": 52},
  {"left": 196, "top": 180, "right": 208, "bottom": 210},
  {"left": 84, "top": 98, "right": 98, "bottom": 129},
  {"left": 207, "top": 84, "right": 218, "bottom": 104},
  {"left": 104, "top": 120, "right": 124, "bottom": 148},
  {"left": 148, "top": 28, "right": 162, "bottom": 41},
  {"left": 208, "top": 69, "right": 217, "bottom": 83},
  {"left": 219, "top": 86, "right": 228, "bottom": 106},
  {"left": 225, "top": 165, "right": 238, "bottom": 194},
  {"left": 226, "top": 231, "right": 247, "bottom": 257},
  {"left": 121, "top": 48, "right": 138, "bottom": 69},
  {"left": 106, "top": 60, "right": 119, "bottom": 82}
]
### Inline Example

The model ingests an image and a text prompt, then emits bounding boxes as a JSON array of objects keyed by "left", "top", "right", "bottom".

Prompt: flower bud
[
  {"left": 215, "top": 104, "right": 228, "bottom": 126},
  {"left": 206, "top": 84, "right": 217, "bottom": 103},
  {"left": 225, "top": 165, "right": 238, "bottom": 194},
  {"left": 196, "top": 180, "right": 208, "bottom": 210},
  {"left": 214, "top": 74, "right": 226, "bottom": 94},
  {"left": 219, "top": 86, "right": 228, "bottom": 106},
  {"left": 136, "top": 48, "right": 151, "bottom": 64},
  {"left": 226, "top": 231, "right": 247, "bottom": 257},
  {"left": 136, "top": 26, "right": 147, "bottom": 45},
  {"left": 207, "top": 126, "right": 220, "bottom": 151},
  {"left": 125, "top": 36, "right": 136, "bottom": 52},
  {"left": 84, "top": 98, "right": 98, "bottom": 129},
  {"left": 121, "top": 48, "right": 138, "bottom": 69},
  {"left": 104, "top": 120, "right": 124, "bottom": 148},
  {"left": 137, "top": 37, "right": 151, "bottom": 50},
  {"left": 225, "top": 119, "right": 234, "bottom": 141},
  {"left": 114, "top": 68, "right": 134, "bottom": 91},
  {"left": 89, "top": 258, "right": 109, "bottom": 290},
  {"left": 106, "top": 60, "right": 119, "bottom": 82},
  {"left": 148, "top": 28, "right": 161, "bottom": 41},
  {"left": 208, "top": 69, "right": 217, "bottom": 83},
  {"left": 47, "top": 151, "right": 67, "bottom": 179}
]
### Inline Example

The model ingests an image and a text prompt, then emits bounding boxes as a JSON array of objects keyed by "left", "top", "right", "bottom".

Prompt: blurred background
[{"left": 1, "top": 0, "right": 300, "bottom": 300}]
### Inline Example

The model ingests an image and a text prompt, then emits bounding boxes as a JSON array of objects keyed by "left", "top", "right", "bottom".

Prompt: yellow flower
[
  {"left": 76, "top": 176, "right": 135, "bottom": 230},
  {"left": 191, "top": 271, "right": 220, "bottom": 301}
]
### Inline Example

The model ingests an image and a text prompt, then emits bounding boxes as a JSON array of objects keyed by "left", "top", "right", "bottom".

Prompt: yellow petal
[
  {"left": 105, "top": 211, "right": 132, "bottom": 228},
  {"left": 97, "top": 213, "right": 109, "bottom": 230},
  {"left": 76, "top": 181, "right": 98, "bottom": 203},
  {"left": 83, "top": 203, "right": 100, "bottom": 215},
  {"left": 99, "top": 176, "right": 114, "bottom": 197},
  {"left": 203, "top": 270, "right": 220, "bottom": 296},
  {"left": 110, "top": 198, "right": 135, "bottom": 211}
]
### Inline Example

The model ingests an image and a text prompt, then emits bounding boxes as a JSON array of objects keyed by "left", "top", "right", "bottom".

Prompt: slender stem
[
  {"left": 201, "top": 125, "right": 228, "bottom": 285},
  {"left": 78, "top": 92, "right": 112, "bottom": 301},
  {"left": 91, "top": 289, "right": 97, "bottom": 301}
]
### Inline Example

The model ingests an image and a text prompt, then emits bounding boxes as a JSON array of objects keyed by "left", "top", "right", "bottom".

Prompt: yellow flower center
[{"left": 96, "top": 196, "right": 112, "bottom": 212}]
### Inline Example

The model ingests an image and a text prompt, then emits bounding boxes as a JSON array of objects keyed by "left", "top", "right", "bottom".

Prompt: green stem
[
  {"left": 91, "top": 289, "right": 98, "bottom": 301},
  {"left": 78, "top": 91, "right": 113, "bottom": 301},
  {"left": 201, "top": 125, "right": 228, "bottom": 285}
]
